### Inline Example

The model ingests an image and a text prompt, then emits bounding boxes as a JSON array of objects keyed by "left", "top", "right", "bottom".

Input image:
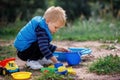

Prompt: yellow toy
[
  {"left": 67, "top": 67, "right": 76, "bottom": 75},
  {"left": 0, "top": 58, "right": 19, "bottom": 75},
  {"left": 58, "top": 66, "right": 67, "bottom": 72},
  {"left": 48, "top": 65, "right": 76, "bottom": 75},
  {"left": 11, "top": 71, "right": 32, "bottom": 80}
]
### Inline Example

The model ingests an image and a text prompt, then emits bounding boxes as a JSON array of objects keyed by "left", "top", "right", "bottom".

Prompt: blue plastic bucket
[
  {"left": 53, "top": 52, "right": 66, "bottom": 62},
  {"left": 65, "top": 52, "right": 81, "bottom": 66},
  {"left": 53, "top": 48, "right": 92, "bottom": 62}
]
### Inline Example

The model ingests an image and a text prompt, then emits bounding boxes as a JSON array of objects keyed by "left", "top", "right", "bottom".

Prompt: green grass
[
  {"left": 0, "top": 21, "right": 26, "bottom": 40},
  {"left": 0, "top": 18, "right": 120, "bottom": 42},
  {"left": 35, "top": 71, "right": 75, "bottom": 80},
  {"left": 53, "top": 19, "right": 120, "bottom": 42},
  {"left": 89, "top": 54, "right": 120, "bottom": 75},
  {"left": 100, "top": 44, "right": 116, "bottom": 50},
  {"left": 0, "top": 45, "right": 16, "bottom": 60}
]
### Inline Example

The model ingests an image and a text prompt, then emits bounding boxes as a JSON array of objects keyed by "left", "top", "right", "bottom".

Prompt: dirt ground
[
  {"left": 0, "top": 40, "right": 120, "bottom": 80},
  {"left": 52, "top": 41, "right": 120, "bottom": 80}
]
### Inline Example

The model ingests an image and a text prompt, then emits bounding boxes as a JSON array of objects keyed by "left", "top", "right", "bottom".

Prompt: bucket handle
[{"left": 78, "top": 52, "right": 81, "bottom": 57}]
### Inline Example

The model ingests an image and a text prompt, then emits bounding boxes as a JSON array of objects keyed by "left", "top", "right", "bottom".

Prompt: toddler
[{"left": 14, "top": 6, "right": 68, "bottom": 69}]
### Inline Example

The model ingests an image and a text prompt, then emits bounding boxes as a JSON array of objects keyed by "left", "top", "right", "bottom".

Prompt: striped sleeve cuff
[
  {"left": 49, "top": 44, "right": 57, "bottom": 52},
  {"left": 45, "top": 53, "right": 54, "bottom": 59}
]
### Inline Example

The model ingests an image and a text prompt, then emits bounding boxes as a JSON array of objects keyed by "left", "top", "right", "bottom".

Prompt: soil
[
  {"left": 0, "top": 40, "right": 120, "bottom": 80},
  {"left": 51, "top": 41, "right": 120, "bottom": 80}
]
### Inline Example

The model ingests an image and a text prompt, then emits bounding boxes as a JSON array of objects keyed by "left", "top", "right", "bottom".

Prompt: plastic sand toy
[
  {"left": 0, "top": 58, "right": 19, "bottom": 75},
  {"left": 47, "top": 64, "right": 76, "bottom": 75},
  {"left": 41, "top": 67, "right": 57, "bottom": 73},
  {"left": 53, "top": 48, "right": 92, "bottom": 62},
  {"left": 65, "top": 52, "right": 81, "bottom": 66},
  {"left": 67, "top": 67, "right": 76, "bottom": 75},
  {"left": 11, "top": 71, "right": 32, "bottom": 80},
  {"left": 57, "top": 66, "right": 76, "bottom": 75},
  {"left": 57, "top": 66, "right": 68, "bottom": 75},
  {"left": 68, "top": 47, "right": 92, "bottom": 55}
]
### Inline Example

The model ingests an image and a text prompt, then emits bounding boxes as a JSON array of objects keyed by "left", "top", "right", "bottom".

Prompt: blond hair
[{"left": 43, "top": 6, "right": 66, "bottom": 26}]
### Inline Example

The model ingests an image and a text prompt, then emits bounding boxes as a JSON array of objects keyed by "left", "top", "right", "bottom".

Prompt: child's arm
[
  {"left": 50, "top": 56, "right": 58, "bottom": 63},
  {"left": 56, "top": 47, "right": 69, "bottom": 52},
  {"left": 35, "top": 26, "right": 56, "bottom": 60}
]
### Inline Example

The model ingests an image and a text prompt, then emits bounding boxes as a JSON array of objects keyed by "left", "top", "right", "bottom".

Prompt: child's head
[
  {"left": 43, "top": 6, "right": 66, "bottom": 34},
  {"left": 44, "top": 6, "right": 66, "bottom": 26}
]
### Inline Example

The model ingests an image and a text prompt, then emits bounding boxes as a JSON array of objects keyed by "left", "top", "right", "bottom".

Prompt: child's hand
[{"left": 56, "top": 47, "right": 69, "bottom": 52}]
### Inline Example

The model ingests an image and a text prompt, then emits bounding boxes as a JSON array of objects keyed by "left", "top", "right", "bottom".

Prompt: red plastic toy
[{"left": 0, "top": 57, "right": 19, "bottom": 75}]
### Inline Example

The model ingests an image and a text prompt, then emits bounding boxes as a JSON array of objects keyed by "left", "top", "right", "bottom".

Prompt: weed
[
  {"left": 34, "top": 71, "right": 76, "bottom": 80},
  {"left": 89, "top": 54, "right": 120, "bottom": 75},
  {"left": 100, "top": 44, "right": 116, "bottom": 50},
  {"left": 54, "top": 19, "right": 120, "bottom": 42},
  {"left": 0, "top": 21, "right": 26, "bottom": 39},
  {"left": 0, "top": 19, "right": 120, "bottom": 42},
  {"left": 0, "top": 45, "right": 16, "bottom": 60}
]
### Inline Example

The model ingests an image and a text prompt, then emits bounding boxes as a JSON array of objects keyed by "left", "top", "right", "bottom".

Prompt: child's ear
[{"left": 46, "top": 18, "right": 50, "bottom": 24}]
